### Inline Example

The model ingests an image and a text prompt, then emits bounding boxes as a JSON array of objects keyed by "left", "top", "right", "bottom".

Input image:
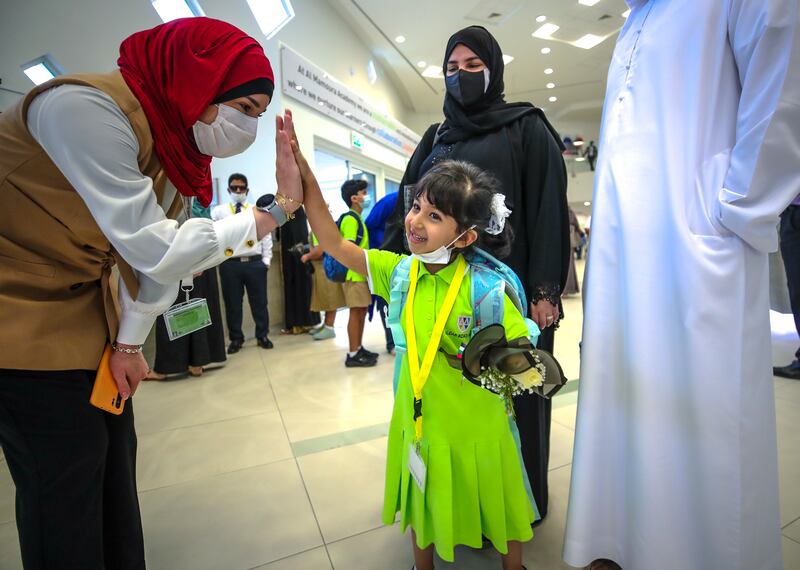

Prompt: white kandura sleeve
[
  {"left": 27, "top": 85, "right": 259, "bottom": 344},
  {"left": 717, "top": 0, "right": 800, "bottom": 253}
]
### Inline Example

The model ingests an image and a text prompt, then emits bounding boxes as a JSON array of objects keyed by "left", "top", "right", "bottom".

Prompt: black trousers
[
  {"left": 0, "top": 369, "right": 144, "bottom": 569},
  {"left": 513, "top": 325, "right": 554, "bottom": 519},
  {"left": 219, "top": 257, "right": 270, "bottom": 342},
  {"left": 780, "top": 206, "right": 800, "bottom": 359}
]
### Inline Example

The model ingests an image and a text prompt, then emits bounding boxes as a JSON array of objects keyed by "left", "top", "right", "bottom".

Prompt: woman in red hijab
[{"left": 0, "top": 17, "right": 302, "bottom": 568}]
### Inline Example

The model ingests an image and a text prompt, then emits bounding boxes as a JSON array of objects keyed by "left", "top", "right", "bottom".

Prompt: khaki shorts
[
  {"left": 310, "top": 260, "right": 345, "bottom": 312},
  {"left": 342, "top": 280, "right": 372, "bottom": 308}
]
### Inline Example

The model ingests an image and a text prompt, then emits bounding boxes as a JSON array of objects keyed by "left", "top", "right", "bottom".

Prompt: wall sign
[{"left": 280, "top": 45, "right": 420, "bottom": 157}]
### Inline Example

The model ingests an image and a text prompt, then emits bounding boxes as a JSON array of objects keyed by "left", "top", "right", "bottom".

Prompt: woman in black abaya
[{"left": 382, "top": 25, "right": 570, "bottom": 519}]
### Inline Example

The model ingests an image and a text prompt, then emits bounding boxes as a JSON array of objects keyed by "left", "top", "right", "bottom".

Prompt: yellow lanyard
[{"left": 405, "top": 255, "right": 467, "bottom": 442}]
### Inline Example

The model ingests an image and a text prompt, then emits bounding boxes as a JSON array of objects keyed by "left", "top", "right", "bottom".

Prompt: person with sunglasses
[{"left": 212, "top": 173, "right": 274, "bottom": 353}]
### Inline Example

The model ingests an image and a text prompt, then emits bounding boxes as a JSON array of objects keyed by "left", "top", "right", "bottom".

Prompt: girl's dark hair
[{"left": 413, "top": 160, "right": 514, "bottom": 259}]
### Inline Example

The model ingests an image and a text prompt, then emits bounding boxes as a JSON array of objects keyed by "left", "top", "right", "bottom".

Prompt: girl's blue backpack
[{"left": 323, "top": 212, "right": 365, "bottom": 282}]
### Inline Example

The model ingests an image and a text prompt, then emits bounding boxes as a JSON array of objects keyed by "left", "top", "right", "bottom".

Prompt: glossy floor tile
[{"left": 2, "top": 267, "right": 800, "bottom": 569}]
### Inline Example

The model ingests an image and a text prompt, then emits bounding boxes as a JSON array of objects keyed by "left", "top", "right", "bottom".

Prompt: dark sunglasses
[{"left": 229, "top": 185, "right": 248, "bottom": 193}]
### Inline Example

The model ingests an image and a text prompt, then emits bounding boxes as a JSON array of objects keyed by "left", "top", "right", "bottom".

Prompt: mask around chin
[
  {"left": 192, "top": 104, "right": 258, "bottom": 158},
  {"left": 445, "top": 68, "right": 490, "bottom": 108},
  {"left": 412, "top": 226, "right": 475, "bottom": 265}
]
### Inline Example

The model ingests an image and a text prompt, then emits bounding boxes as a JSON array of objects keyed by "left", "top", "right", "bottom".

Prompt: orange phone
[{"left": 90, "top": 344, "right": 125, "bottom": 415}]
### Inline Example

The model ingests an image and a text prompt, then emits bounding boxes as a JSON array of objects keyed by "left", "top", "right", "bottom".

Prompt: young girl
[{"left": 282, "top": 113, "right": 534, "bottom": 570}]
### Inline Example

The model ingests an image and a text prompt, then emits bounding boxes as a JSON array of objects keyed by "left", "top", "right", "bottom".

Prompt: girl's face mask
[{"left": 413, "top": 226, "right": 476, "bottom": 264}]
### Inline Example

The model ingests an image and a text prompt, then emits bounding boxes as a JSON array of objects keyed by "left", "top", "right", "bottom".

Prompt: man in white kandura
[{"left": 564, "top": 1, "right": 799, "bottom": 570}]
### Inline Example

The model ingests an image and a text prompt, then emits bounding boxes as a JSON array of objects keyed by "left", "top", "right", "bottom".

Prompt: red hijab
[{"left": 118, "top": 18, "right": 274, "bottom": 206}]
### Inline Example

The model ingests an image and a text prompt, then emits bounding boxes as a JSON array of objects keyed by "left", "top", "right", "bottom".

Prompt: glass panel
[
  {"left": 349, "top": 166, "right": 377, "bottom": 219},
  {"left": 385, "top": 178, "right": 400, "bottom": 197},
  {"left": 313, "top": 149, "right": 350, "bottom": 221}
]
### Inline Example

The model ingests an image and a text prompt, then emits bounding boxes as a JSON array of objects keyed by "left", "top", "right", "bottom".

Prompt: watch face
[{"left": 256, "top": 193, "right": 276, "bottom": 209}]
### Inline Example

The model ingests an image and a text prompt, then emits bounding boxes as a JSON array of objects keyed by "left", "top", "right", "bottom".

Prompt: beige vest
[{"left": 0, "top": 71, "right": 182, "bottom": 370}]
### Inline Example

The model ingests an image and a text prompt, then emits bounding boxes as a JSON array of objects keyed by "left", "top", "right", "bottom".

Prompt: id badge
[
  {"left": 164, "top": 298, "right": 212, "bottom": 341},
  {"left": 408, "top": 443, "right": 427, "bottom": 493}
]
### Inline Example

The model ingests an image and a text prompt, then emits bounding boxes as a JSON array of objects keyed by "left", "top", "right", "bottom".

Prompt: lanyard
[{"left": 405, "top": 255, "right": 467, "bottom": 442}]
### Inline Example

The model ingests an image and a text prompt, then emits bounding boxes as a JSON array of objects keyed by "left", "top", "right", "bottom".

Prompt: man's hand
[
  {"left": 109, "top": 349, "right": 149, "bottom": 399},
  {"left": 275, "top": 113, "right": 303, "bottom": 210},
  {"left": 530, "top": 299, "right": 560, "bottom": 330}
]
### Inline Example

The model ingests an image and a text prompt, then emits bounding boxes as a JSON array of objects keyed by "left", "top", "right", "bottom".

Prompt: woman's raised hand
[
  {"left": 282, "top": 109, "right": 313, "bottom": 181},
  {"left": 275, "top": 113, "right": 303, "bottom": 210}
]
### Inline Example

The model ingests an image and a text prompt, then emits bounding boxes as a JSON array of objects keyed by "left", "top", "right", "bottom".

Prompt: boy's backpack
[{"left": 323, "top": 211, "right": 365, "bottom": 282}]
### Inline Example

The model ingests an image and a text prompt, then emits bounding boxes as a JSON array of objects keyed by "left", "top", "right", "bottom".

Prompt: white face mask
[
  {"left": 192, "top": 104, "right": 258, "bottom": 158},
  {"left": 412, "top": 226, "right": 475, "bottom": 264},
  {"left": 230, "top": 191, "right": 248, "bottom": 204}
]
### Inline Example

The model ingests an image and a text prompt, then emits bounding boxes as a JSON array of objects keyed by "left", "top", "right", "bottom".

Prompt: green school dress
[{"left": 366, "top": 250, "right": 535, "bottom": 562}]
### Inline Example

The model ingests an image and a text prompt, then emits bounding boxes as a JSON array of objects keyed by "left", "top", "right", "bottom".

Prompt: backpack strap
[
  {"left": 340, "top": 211, "right": 365, "bottom": 246},
  {"left": 387, "top": 256, "right": 413, "bottom": 394}
]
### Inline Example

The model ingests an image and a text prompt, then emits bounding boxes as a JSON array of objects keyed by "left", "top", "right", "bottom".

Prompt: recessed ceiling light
[
  {"left": 417, "top": 60, "right": 427, "bottom": 68},
  {"left": 540, "top": 47, "right": 551, "bottom": 55},
  {"left": 502, "top": 54, "right": 514, "bottom": 65},
  {"left": 622, "top": 9, "right": 631, "bottom": 18},
  {"left": 421, "top": 65, "right": 443, "bottom": 78},
  {"left": 395, "top": 35, "right": 406, "bottom": 43},
  {"left": 150, "top": 0, "right": 204, "bottom": 22},
  {"left": 578, "top": 0, "right": 602, "bottom": 5},
  {"left": 576, "top": 157, "right": 586, "bottom": 161},
  {"left": 245, "top": 0, "right": 295, "bottom": 40},
  {"left": 21, "top": 54, "right": 64, "bottom": 85},
  {"left": 532, "top": 23, "right": 560, "bottom": 39},
  {"left": 574, "top": 140, "right": 585, "bottom": 146},
  {"left": 584, "top": 201, "right": 592, "bottom": 206},
  {"left": 546, "top": 82, "right": 555, "bottom": 89},
  {"left": 536, "top": 15, "right": 547, "bottom": 23},
  {"left": 544, "top": 68, "right": 554, "bottom": 75},
  {"left": 573, "top": 34, "right": 606, "bottom": 49},
  {"left": 549, "top": 96, "right": 558, "bottom": 102}
]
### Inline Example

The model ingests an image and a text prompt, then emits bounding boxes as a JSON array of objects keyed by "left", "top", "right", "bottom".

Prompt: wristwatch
[{"left": 256, "top": 193, "right": 288, "bottom": 226}]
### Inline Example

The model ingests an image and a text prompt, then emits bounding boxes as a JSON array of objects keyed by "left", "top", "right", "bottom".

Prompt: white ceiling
[{"left": 328, "top": 0, "right": 629, "bottom": 123}]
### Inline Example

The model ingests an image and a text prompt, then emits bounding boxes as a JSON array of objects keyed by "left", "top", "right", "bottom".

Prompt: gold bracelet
[
  {"left": 274, "top": 193, "right": 296, "bottom": 221},
  {"left": 276, "top": 192, "right": 302, "bottom": 206}
]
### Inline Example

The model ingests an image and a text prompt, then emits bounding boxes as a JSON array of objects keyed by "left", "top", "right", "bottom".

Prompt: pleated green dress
[{"left": 366, "top": 250, "right": 535, "bottom": 562}]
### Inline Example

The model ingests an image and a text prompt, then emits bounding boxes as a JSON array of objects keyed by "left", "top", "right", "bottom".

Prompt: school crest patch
[{"left": 457, "top": 315, "right": 472, "bottom": 333}]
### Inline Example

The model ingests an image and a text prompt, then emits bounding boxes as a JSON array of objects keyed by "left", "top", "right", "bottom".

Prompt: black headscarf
[{"left": 439, "top": 26, "right": 563, "bottom": 149}]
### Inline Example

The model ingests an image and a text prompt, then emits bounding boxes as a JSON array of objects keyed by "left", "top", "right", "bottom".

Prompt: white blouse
[{"left": 27, "top": 84, "right": 260, "bottom": 344}]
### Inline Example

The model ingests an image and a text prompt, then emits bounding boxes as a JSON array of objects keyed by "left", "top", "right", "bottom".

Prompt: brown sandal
[
  {"left": 145, "top": 370, "right": 167, "bottom": 381},
  {"left": 188, "top": 366, "right": 204, "bottom": 377}
]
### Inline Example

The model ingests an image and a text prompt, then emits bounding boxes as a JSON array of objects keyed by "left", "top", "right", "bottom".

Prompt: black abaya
[{"left": 278, "top": 209, "right": 319, "bottom": 329}]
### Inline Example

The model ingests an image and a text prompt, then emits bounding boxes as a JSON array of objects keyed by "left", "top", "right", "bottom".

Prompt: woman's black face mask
[{"left": 445, "top": 68, "right": 489, "bottom": 108}]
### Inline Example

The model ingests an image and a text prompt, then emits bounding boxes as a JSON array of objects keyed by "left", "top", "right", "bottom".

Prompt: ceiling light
[
  {"left": 578, "top": 0, "right": 602, "bottom": 5},
  {"left": 584, "top": 201, "right": 591, "bottom": 206},
  {"left": 540, "top": 47, "right": 551, "bottom": 55},
  {"left": 573, "top": 33, "right": 605, "bottom": 49},
  {"left": 532, "top": 23, "right": 560, "bottom": 39},
  {"left": 546, "top": 82, "right": 555, "bottom": 89},
  {"left": 246, "top": 0, "right": 296, "bottom": 40},
  {"left": 395, "top": 35, "right": 406, "bottom": 43},
  {"left": 574, "top": 140, "right": 585, "bottom": 146},
  {"left": 417, "top": 60, "right": 427, "bottom": 68},
  {"left": 21, "top": 54, "right": 64, "bottom": 85},
  {"left": 502, "top": 54, "right": 514, "bottom": 65},
  {"left": 622, "top": 9, "right": 631, "bottom": 18},
  {"left": 544, "top": 68, "right": 554, "bottom": 75},
  {"left": 576, "top": 157, "right": 586, "bottom": 161},
  {"left": 536, "top": 15, "right": 547, "bottom": 23},
  {"left": 150, "top": 0, "right": 204, "bottom": 22},
  {"left": 421, "top": 65, "right": 443, "bottom": 78},
  {"left": 549, "top": 96, "right": 558, "bottom": 102}
]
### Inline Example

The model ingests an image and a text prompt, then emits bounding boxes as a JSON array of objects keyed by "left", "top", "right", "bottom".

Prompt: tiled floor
[{"left": 2, "top": 259, "right": 800, "bottom": 569}]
